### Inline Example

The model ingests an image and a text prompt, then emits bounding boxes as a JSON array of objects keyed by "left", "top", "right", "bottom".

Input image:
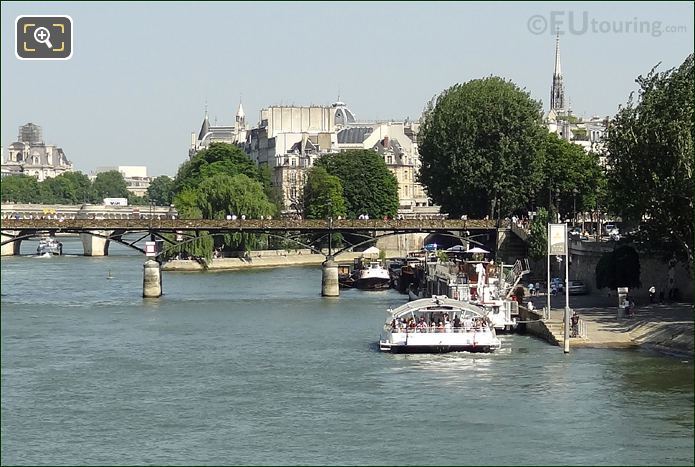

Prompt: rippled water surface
[{"left": 2, "top": 239, "right": 693, "bottom": 465}]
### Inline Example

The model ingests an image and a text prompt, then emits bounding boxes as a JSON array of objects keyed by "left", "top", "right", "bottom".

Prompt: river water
[{"left": 1, "top": 238, "right": 693, "bottom": 465}]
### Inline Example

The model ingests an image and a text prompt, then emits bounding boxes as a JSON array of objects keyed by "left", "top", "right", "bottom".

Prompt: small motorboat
[{"left": 354, "top": 261, "right": 390, "bottom": 290}]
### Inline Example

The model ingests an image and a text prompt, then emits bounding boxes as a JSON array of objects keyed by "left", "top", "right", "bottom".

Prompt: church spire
[
  {"left": 550, "top": 30, "right": 565, "bottom": 113},
  {"left": 198, "top": 105, "right": 210, "bottom": 141},
  {"left": 554, "top": 31, "right": 562, "bottom": 76}
]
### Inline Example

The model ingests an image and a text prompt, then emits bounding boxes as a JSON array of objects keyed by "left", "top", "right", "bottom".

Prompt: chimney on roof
[{"left": 383, "top": 136, "right": 389, "bottom": 148}]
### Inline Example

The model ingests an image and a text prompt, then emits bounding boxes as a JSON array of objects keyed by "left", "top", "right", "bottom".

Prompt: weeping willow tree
[
  {"left": 162, "top": 173, "right": 277, "bottom": 260},
  {"left": 197, "top": 173, "right": 275, "bottom": 252}
]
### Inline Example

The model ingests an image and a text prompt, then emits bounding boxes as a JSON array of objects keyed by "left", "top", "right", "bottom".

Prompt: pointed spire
[
  {"left": 198, "top": 105, "right": 210, "bottom": 141},
  {"left": 554, "top": 29, "right": 562, "bottom": 76},
  {"left": 550, "top": 30, "right": 565, "bottom": 114},
  {"left": 236, "top": 102, "right": 245, "bottom": 119}
]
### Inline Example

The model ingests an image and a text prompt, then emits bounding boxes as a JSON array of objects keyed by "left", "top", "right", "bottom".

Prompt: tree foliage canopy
[
  {"left": 302, "top": 166, "right": 346, "bottom": 219},
  {"left": 174, "top": 143, "right": 263, "bottom": 193},
  {"left": 92, "top": 170, "right": 129, "bottom": 200},
  {"left": 196, "top": 174, "right": 275, "bottom": 220},
  {"left": 418, "top": 77, "right": 547, "bottom": 218},
  {"left": 540, "top": 132, "right": 606, "bottom": 221},
  {"left": 527, "top": 207, "right": 549, "bottom": 260},
  {"left": 315, "top": 149, "right": 398, "bottom": 218},
  {"left": 604, "top": 54, "right": 693, "bottom": 267},
  {"left": 1, "top": 171, "right": 97, "bottom": 204},
  {"left": 147, "top": 175, "right": 175, "bottom": 206}
]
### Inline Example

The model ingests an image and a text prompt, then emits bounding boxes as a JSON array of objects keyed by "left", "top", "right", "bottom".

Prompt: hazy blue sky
[{"left": 2, "top": 1, "right": 693, "bottom": 177}]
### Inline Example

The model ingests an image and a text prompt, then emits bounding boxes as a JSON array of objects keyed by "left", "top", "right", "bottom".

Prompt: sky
[{"left": 1, "top": 1, "right": 693, "bottom": 177}]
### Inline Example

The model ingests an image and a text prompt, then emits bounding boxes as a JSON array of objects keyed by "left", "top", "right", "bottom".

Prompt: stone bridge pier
[
  {"left": 1, "top": 230, "right": 21, "bottom": 256},
  {"left": 80, "top": 231, "right": 114, "bottom": 256}
]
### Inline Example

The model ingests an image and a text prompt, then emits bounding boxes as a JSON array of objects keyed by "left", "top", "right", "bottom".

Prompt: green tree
[
  {"left": 174, "top": 143, "right": 263, "bottom": 193},
  {"left": 595, "top": 245, "right": 641, "bottom": 290},
  {"left": 418, "top": 76, "right": 547, "bottom": 219},
  {"left": 57, "top": 171, "right": 93, "bottom": 203},
  {"left": 41, "top": 176, "right": 73, "bottom": 203},
  {"left": 92, "top": 170, "right": 129, "bottom": 200},
  {"left": 196, "top": 173, "right": 276, "bottom": 252},
  {"left": 527, "top": 207, "right": 549, "bottom": 260},
  {"left": 316, "top": 149, "right": 398, "bottom": 218},
  {"left": 127, "top": 193, "right": 149, "bottom": 206},
  {"left": 302, "top": 166, "right": 347, "bottom": 219},
  {"left": 0, "top": 175, "right": 41, "bottom": 203},
  {"left": 604, "top": 54, "right": 693, "bottom": 269},
  {"left": 147, "top": 175, "right": 174, "bottom": 205},
  {"left": 196, "top": 173, "right": 275, "bottom": 220},
  {"left": 172, "top": 188, "right": 202, "bottom": 219},
  {"left": 540, "top": 132, "right": 606, "bottom": 222}
]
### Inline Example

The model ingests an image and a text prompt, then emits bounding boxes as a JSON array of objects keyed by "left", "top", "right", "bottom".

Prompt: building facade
[
  {"left": 242, "top": 101, "right": 436, "bottom": 216},
  {"left": 189, "top": 103, "right": 247, "bottom": 159},
  {"left": 93, "top": 166, "right": 151, "bottom": 196},
  {"left": 2, "top": 123, "right": 73, "bottom": 181}
]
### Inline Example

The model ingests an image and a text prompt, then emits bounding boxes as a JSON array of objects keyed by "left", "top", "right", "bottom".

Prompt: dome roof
[{"left": 332, "top": 101, "right": 356, "bottom": 125}]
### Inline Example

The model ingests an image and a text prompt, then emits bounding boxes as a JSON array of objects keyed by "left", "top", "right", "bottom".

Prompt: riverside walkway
[{"left": 546, "top": 301, "right": 693, "bottom": 356}]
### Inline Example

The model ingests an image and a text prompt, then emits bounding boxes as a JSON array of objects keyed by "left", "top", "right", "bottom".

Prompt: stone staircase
[{"left": 544, "top": 320, "right": 589, "bottom": 346}]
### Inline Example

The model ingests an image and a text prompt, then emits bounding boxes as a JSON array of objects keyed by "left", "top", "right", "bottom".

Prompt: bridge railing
[{"left": 0, "top": 218, "right": 503, "bottom": 231}]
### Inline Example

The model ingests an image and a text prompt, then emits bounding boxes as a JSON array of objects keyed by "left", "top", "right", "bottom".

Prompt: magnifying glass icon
[{"left": 33, "top": 27, "right": 53, "bottom": 49}]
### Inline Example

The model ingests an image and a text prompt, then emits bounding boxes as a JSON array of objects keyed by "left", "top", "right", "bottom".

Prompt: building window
[{"left": 387, "top": 155, "right": 393, "bottom": 164}]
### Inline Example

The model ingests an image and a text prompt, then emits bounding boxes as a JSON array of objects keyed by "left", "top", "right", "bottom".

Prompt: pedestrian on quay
[{"left": 649, "top": 285, "right": 656, "bottom": 303}]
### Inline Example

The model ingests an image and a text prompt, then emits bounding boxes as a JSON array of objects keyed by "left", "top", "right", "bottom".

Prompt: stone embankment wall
[
  {"left": 517, "top": 307, "right": 559, "bottom": 346},
  {"left": 163, "top": 251, "right": 363, "bottom": 271},
  {"left": 567, "top": 241, "right": 692, "bottom": 301},
  {"left": 629, "top": 321, "right": 694, "bottom": 357}
]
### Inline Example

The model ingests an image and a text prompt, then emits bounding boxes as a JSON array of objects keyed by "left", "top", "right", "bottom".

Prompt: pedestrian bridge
[{"left": 1, "top": 217, "right": 511, "bottom": 256}]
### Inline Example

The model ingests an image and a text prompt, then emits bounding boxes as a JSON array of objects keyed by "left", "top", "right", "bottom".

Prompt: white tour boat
[
  {"left": 355, "top": 262, "right": 391, "bottom": 290},
  {"left": 36, "top": 236, "right": 63, "bottom": 256},
  {"left": 379, "top": 296, "right": 502, "bottom": 353}
]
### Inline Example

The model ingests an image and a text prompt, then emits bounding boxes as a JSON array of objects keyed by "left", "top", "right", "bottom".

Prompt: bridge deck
[{"left": 1, "top": 218, "right": 507, "bottom": 233}]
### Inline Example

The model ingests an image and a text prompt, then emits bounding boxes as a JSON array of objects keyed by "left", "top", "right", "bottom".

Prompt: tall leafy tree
[
  {"left": 172, "top": 188, "right": 202, "bottom": 219},
  {"left": 58, "top": 171, "right": 93, "bottom": 203},
  {"left": 147, "top": 175, "right": 175, "bottom": 205},
  {"left": 42, "top": 176, "right": 75, "bottom": 204},
  {"left": 540, "top": 132, "right": 606, "bottom": 222},
  {"left": 0, "top": 175, "right": 41, "bottom": 203},
  {"left": 315, "top": 149, "right": 399, "bottom": 218},
  {"left": 196, "top": 173, "right": 275, "bottom": 220},
  {"left": 604, "top": 54, "right": 694, "bottom": 268},
  {"left": 92, "top": 170, "right": 129, "bottom": 200},
  {"left": 527, "top": 207, "right": 549, "bottom": 260},
  {"left": 418, "top": 77, "right": 547, "bottom": 219},
  {"left": 174, "top": 143, "right": 263, "bottom": 193},
  {"left": 302, "top": 166, "right": 346, "bottom": 219}
]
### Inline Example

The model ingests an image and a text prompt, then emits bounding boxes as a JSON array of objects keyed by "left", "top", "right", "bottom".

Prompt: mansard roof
[{"left": 337, "top": 127, "right": 372, "bottom": 144}]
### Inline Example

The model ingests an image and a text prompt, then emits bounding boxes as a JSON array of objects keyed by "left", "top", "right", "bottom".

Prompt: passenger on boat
[
  {"left": 437, "top": 321, "right": 445, "bottom": 332},
  {"left": 453, "top": 314, "right": 461, "bottom": 332}
]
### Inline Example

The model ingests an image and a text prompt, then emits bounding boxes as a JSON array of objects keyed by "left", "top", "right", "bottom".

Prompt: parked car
[{"left": 568, "top": 280, "right": 588, "bottom": 295}]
